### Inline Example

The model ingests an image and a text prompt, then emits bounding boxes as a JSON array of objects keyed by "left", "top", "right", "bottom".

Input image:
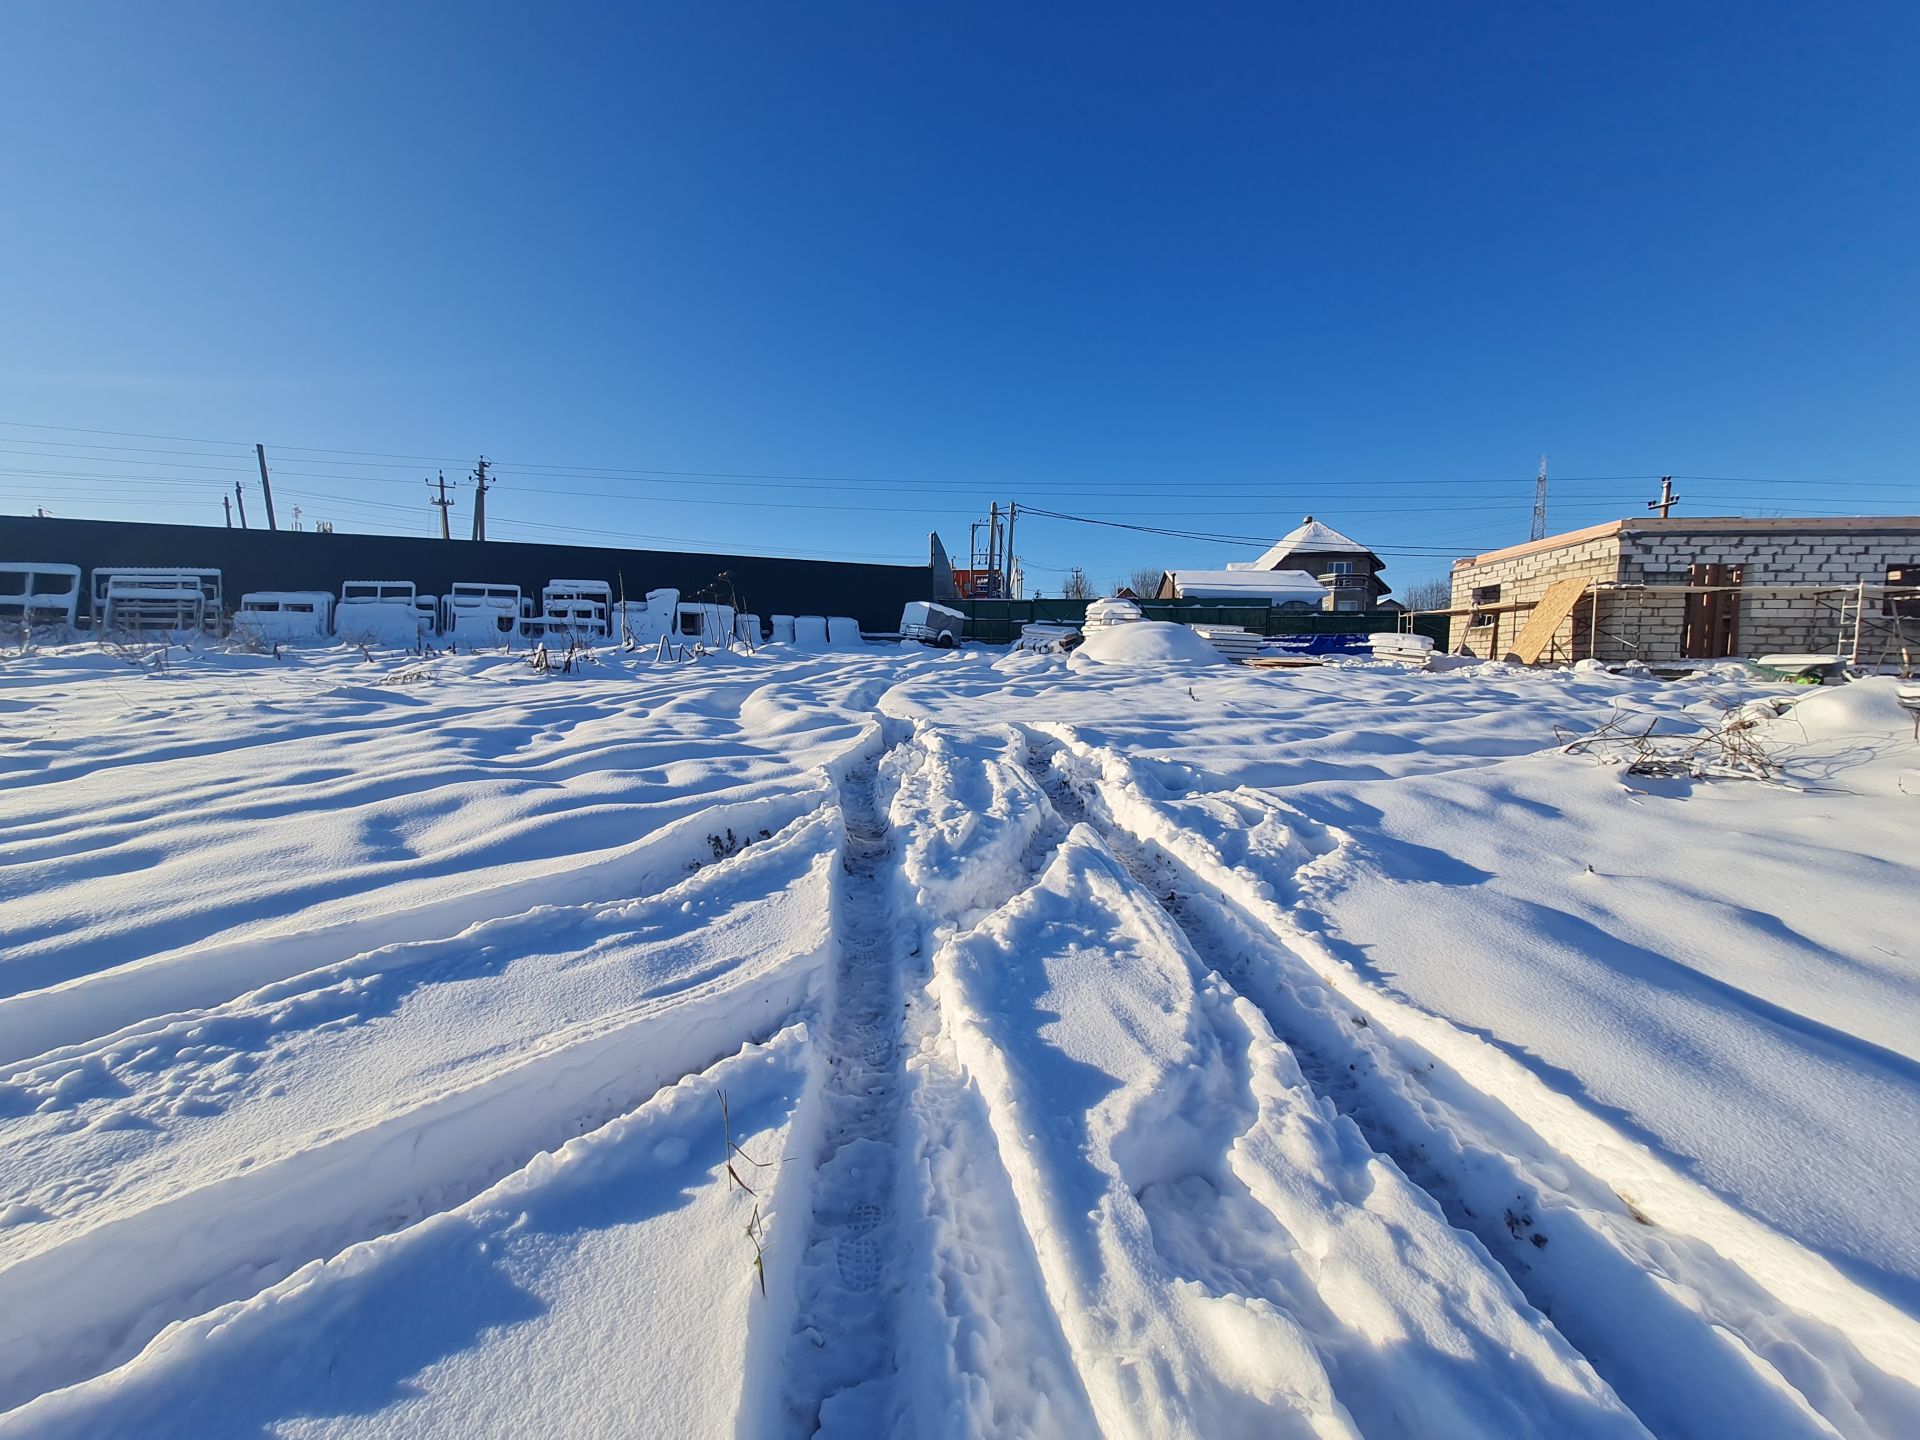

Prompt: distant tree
[
  {"left": 1062, "top": 566, "right": 1096, "bottom": 599},
  {"left": 1399, "top": 576, "right": 1453, "bottom": 611},
  {"left": 1119, "top": 566, "right": 1165, "bottom": 599}
]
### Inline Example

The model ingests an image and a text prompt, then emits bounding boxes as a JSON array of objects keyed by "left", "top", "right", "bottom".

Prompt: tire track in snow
[
  {"left": 1004, "top": 737, "right": 1641, "bottom": 1438},
  {"left": 0, "top": 804, "right": 836, "bottom": 1416},
  {"left": 781, "top": 736, "right": 913, "bottom": 1436},
  {"left": 1040, "top": 735, "right": 1917, "bottom": 1440},
  {"left": 886, "top": 727, "right": 1102, "bottom": 1438}
]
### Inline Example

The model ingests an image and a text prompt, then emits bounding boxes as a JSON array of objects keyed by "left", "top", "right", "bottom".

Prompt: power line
[{"left": 6, "top": 421, "right": 1918, "bottom": 496}]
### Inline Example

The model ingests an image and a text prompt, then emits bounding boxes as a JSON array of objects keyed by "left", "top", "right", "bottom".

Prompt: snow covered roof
[
  {"left": 1163, "top": 568, "right": 1327, "bottom": 602},
  {"left": 1250, "top": 516, "right": 1376, "bottom": 569}
]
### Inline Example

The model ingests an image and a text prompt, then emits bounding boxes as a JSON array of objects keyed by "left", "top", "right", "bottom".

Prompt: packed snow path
[
  {"left": 1033, "top": 734, "right": 1898, "bottom": 1438},
  {"left": 783, "top": 733, "right": 913, "bottom": 1434},
  {"left": 0, "top": 646, "right": 1917, "bottom": 1436}
]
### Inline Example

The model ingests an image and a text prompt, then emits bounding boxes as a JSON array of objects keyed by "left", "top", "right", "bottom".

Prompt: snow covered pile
[
  {"left": 1770, "top": 674, "right": 1914, "bottom": 739},
  {"left": 1070, "top": 619, "right": 1223, "bottom": 666},
  {"left": 1082, "top": 596, "right": 1145, "bottom": 628}
]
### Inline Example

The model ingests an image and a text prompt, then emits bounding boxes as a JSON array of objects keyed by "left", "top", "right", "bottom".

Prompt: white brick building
[{"left": 1448, "top": 516, "right": 1920, "bottom": 665}]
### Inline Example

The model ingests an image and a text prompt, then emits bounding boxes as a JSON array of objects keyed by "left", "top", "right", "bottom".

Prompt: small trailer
[
  {"left": 442, "top": 582, "right": 522, "bottom": 644},
  {"left": 0, "top": 561, "right": 82, "bottom": 634},
  {"left": 337, "top": 580, "right": 429, "bottom": 646},
  {"left": 93, "top": 567, "right": 224, "bottom": 635},
  {"left": 899, "top": 601, "right": 965, "bottom": 648},
  {"left": 675, "top": 602, "right": 737, "bottom": 648},
  {"left": 235, "top": 591, "right": 334, "bottom": 642},
  {"left": 612, "top": 589, "right": 680, "bottom": 647},
  {"left": 536, "top": 579, "right": 613, "bottom": 641}
]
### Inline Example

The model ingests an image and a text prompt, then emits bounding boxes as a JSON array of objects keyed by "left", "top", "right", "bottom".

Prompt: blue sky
[{"left": 3, "top": 1, "right": 1916, "bottom": 593}]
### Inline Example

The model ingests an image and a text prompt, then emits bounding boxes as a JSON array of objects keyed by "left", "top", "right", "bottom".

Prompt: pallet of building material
[
  {"left": 1502, "top": 577, "right": 1589, "bottom": 665},
  {"left": 1084, "top": 597, "right": 1145, "bottom": 629},
  {"left": 1244, "top": 655, "right": 1326, "bottom": 669},
  {"left": 1366, "top": 631, "right": 1435, "bottom": 663},
  {"left": 1186, "top": 624, "right": 1264, "bottom": 660}
]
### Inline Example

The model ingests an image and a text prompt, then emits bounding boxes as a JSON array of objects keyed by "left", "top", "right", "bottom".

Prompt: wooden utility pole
[
  {"left": 255, "top": 444, "right": 279, "bottom": 530},
  {"left": 234, "top": 480, "right": 249, "bottom": 529},
  {"left": 428, "top": 470, "right": 454, "bottom": 540},
  {"left": 469, "top": 457, "right": 492, "bottom": 542},
  {"left": 1648, "top": 476, "right": 1680, "bottom": 518},
  {"left": 223, "top": 494, "right": 233, "bottom": 527}
]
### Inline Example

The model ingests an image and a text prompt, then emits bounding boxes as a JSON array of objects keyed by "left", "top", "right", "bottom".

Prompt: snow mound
[
  {"left": 1070, "top": 620, "right": 1222, "bottom": 667},
  {"left": 1776, "top": 676, "right": 1914, "bottom": 739}
]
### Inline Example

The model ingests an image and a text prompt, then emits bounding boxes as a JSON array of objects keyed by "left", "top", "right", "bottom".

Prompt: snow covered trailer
[
  {"left": 0, "top": 561, "right": 82, "bottom": 634},
  {"left": 612, "top": 588, "right": 680, "bottom": 646},
  {"left": 536, "top": 579, "right": 613, "bottom": 641},
  {"left": 234, "top": 591, "right": 333, "bottom": 643},
  {"left": 92, "top": 567, "right": 223, "bottom": 635},
  {"left": 674, "top": 602, "right": 737, "bottom": 648},
  {"left": 442, "top": 582, "right": 523, "bottom": 644},
  {"left": 336, "top": 580, "right": 429, "bottom": 646},
  {"left": 899, "top": 600, "right": 965, "bottom": 648}
]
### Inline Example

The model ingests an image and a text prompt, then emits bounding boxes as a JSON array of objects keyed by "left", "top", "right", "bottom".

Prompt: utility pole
[
  {"left": 1648, "top": 475, "right": 1679, "bottom": 518},
  {"left": 428, "top": 470, "right": 454, "bottom": 540},
  {"left": 255, "top": 444, "right": 279, "bottom": 530},
  {"left": 1529, "top": 455, "right": 1549, "bottom": 541},
  {"left": 987, "top": 502, "right": 1001, "bottom": 597},
  {"left": 1004, "top": 500, "right": 1018, "bottom": 598},
  {"left": 469, "top": 456, "right": 492, "bottom": 542},
  {"left": 234, "top": 480, "right": 249, "bottom": 529},
  {"left": 223, "top": 494, "right": 233, "bottom": 528}
]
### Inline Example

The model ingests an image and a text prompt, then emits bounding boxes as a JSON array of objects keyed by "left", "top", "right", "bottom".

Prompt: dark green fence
[{"left": 960, "top": 598, "right": 1447, "bottom": 648}]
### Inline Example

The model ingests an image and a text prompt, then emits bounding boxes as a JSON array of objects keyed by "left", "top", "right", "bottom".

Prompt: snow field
[
  {"left": 0, "top": 800, "right": 838, "bottom": 1410},
  {"left": 0, "top": 643, "right": 1915, "bottom": 1437},
  {"left": 1043, "top": 732, "right": 1920, "bottom": 1437},
  {"left": 891, "top": 727, "right": 1637, "bottom": 1437},
  {"left": 0, "top": 1025, "right": 821, "bottom": 1439}
]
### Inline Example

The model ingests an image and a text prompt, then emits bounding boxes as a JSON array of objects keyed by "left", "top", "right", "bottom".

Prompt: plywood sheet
[{"left": 1503, "top": 577, "right": 1588, "bottom": 665}]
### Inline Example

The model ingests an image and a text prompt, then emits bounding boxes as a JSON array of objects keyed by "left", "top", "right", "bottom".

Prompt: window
[
  {"left": 1327, "top": 560, "right": 1354, "bottom": 575},
  {"left": 1471, "top": 583, "right": 1501, "bottom": 605},
  {"left": 1888, "top": 564, "right": 1918, "bottom": 619}
]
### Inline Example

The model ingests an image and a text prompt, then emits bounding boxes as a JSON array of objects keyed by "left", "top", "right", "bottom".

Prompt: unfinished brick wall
[
  {"left": 1448, "top": 529, "right": 1623, "bottom": 660},
  {"left": 1618, "top": 523, "right": 1920, "bottom": 660},
  {"left": 1452, "top": 518, "right": 1920, "bottom": 665}
]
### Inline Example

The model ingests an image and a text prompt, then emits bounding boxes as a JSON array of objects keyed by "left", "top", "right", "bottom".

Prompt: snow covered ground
[{"left": 1, "top": 639, "right": 1917, "bottom": 1438}]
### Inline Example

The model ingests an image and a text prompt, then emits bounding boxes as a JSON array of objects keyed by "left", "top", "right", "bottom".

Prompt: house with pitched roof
[
  {"left": 1158, "top": 516, "right": 1389, "bottom": 611},
  {"left": 1240, "top": 516, "right": 1389, "bottom": 611}
]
